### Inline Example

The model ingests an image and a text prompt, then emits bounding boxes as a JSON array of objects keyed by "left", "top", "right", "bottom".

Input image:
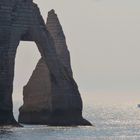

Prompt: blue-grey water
[{"left": 1, "top": 102, "right": 140, "bottom": 140}]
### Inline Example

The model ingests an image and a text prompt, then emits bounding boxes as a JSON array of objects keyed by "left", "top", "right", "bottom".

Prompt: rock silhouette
[
  {"left": 0, "top": 0, "right": 91, "bottom": 126},
  {"left": 18, "top": 10, "right": 91, "bottom": 126}
]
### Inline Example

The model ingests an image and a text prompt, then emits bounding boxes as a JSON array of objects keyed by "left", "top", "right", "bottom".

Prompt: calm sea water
[{"left": 1, "top": 102, "right": 140, "bottom": 140}]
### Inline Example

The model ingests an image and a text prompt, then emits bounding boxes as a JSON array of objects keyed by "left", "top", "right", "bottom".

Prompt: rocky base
[
  {"left": 18, "top": 110, "right": 92, "bottom": 126},
  {"left": 0, "top": 110, "right": 21, "bottom": 127}
]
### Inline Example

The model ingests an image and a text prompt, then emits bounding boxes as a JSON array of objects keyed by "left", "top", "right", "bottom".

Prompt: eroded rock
[
  {"left": 18, "top": 10, "right": 91, "bottom": 126},
  {"left": 0, "top": 1, "right": 79, "bottom": 126}
]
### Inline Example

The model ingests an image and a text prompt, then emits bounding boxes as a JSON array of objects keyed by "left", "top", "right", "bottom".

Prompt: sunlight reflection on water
[{"left": 0, "top": 103, "right": 140, "bottom": 140}]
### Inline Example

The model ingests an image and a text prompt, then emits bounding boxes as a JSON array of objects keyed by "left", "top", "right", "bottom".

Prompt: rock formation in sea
[
  {"left": 18, "top": 10, "right": 92, "bottom": 126},
  {"left": 0, "top": 0, "right": 90, "bottom": 126}
]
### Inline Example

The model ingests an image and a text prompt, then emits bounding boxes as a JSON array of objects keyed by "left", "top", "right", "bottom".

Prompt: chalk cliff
[
  {"left": 18, "top": 10, "right": 91, "bottom": 126},
  {"left": 0, "top": 0, "right": 85, "bottom": 126}
]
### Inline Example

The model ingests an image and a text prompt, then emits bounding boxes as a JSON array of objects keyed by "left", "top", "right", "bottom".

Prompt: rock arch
[{"left": 0, "top": 1, "right": 91, "bottom": 126}]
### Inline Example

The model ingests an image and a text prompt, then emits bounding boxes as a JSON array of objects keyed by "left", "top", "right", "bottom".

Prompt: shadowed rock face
[
  {"left": 0, "top": 1, "right": 89, "bottom": 126},
  {"left": 18, "top": 10, "right": 92, "bottom": 126}
]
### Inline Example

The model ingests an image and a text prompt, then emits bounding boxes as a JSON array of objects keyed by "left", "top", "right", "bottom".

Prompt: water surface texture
[{"left": 0, "top": 103, "right": 140, "bottom": 140}]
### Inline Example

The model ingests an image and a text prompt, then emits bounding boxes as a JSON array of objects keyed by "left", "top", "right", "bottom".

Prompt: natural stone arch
[
  {"left": 0, "top": 1, "right": 91, "bottom": 126},
  {"left": 0, "top": 1, "right": 69, "bottom": 125}
]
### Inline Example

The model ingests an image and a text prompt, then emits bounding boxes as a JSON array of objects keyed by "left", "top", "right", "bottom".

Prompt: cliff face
[
  {"left": 0, "top": 0, "right": 49, "bottom": 126},
  {"left": 18, "top": 10, "right": 91, "bottom": 126},
  {"left": 0, "top": 0, "right": 88, "bottom": 126}
]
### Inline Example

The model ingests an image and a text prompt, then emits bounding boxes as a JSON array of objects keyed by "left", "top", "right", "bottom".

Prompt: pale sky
[{"left": 13, "top": 0, "right": 140, "bottom": 105}]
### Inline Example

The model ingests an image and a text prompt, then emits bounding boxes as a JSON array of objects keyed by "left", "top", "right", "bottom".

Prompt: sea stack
[{"left": 18, "top": 10, "right": 91, "bottom": 126}]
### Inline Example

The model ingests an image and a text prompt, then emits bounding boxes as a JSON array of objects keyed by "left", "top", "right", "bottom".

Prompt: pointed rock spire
[{"left": 47, "top": 9, "right": 73, "bottom": 76}]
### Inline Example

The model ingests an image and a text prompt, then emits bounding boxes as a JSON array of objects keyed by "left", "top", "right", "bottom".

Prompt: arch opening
[{"left": 13, "top": 41, "right": 41, "bottom": 121}]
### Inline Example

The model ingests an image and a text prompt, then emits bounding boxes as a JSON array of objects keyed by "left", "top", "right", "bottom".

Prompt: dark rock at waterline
[
  {"left": 0, "top": 110, "right": 21, "bottom": 127},
  {"left": 19, "top": 110, "right": 92, "bottom": 126}
]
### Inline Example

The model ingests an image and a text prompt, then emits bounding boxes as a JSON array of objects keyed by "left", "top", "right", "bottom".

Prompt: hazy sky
[{"left": 13, "top": 0, "right": 140, "bottom": 104}]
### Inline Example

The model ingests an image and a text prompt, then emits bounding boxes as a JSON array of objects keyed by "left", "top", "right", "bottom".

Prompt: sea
[{"left": 0, "top": 102, "right": 140, "bottom": 140}]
